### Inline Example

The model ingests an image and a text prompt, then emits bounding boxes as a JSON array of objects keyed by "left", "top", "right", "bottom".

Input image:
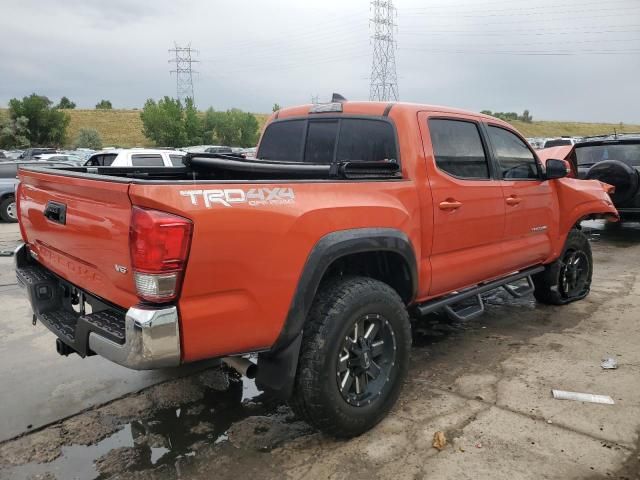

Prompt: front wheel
[
  {"left": 290, "top": 276, "right": 411, "bottom": 438},
  {"left": 533, "top": 229, "right": 593, "bottom": 305},
  {"left": 0, "top": 196, "right": 17, "bottom": 223}
]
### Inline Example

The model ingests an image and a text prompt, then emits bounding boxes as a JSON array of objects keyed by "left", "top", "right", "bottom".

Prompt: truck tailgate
[{"left": 17, "top": 169, "right": 138, "bottom": 308}]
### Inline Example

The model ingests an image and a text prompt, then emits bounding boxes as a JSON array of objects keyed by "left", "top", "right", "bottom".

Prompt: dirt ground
[{"left": 1, "top": 220, "right": 639, "bottom": 480}]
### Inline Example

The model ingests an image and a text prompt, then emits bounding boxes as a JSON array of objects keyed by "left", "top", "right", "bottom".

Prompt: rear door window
[
  {"left": 429, "top": 119, "right": 490, "bottom": 179},
  {"left": 487, "top": 126, "right": 539, "bottom": 179},
  {"left": 131, "top": 154, "right": 164, "bottom": 167}
]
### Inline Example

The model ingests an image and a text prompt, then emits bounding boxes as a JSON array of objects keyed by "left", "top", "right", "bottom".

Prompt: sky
[{"left": 0, "top": 0, "right": 639, "bottom": 123}]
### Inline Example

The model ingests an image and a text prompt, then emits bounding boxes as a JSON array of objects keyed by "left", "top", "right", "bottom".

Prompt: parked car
[
  {"left": 84, "top": 148, "right": 186, "bottom": 167},
  {"left": 35, "top": 153, "right": 84, "bottom": 166},
  {"left": 205, "top": 146, "right": 233, "bottom": 154},
  {"left": 572, "top": 134, "right": 640, "bottom": 220},
  {"left": 0, "top": 161, "right": 71, "bottom": 222},
  {"left": 543, "top": 137, "right": 580, "bottom": 148},
  {"left": 5, "top": 150, "right": 24, "bottom": 160},
  {"left": 19, "top": 148, "right": 58, "bottom": 160},
  {"left": 14, "top": 100, "right": 617, "bottom": 437}
]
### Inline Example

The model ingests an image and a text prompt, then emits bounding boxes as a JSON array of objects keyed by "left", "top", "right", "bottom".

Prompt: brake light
[
  {"left": 130, "top": 207, "right": 193, "bottom": 302},
  {"left": 16, "top": 182, "right": 27, "bottom": 242}
]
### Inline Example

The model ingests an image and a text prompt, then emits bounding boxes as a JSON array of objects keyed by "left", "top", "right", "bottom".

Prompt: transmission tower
[
  {"left": 369, "top": 0, "right": 399, "bottom": 102},
  {"left": 169, "top": 43, "right": 199, "bottom": 104}
]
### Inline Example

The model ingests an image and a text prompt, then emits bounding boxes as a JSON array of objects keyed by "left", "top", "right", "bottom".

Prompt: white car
[
  {"left": 84, "top": 149, "right": 186, "bottom": 167},
  {"left": 35, "top": 153, "right": 84, "bottom": 165}
]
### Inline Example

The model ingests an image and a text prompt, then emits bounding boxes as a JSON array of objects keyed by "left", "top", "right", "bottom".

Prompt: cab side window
[
  {"left": 131, "top": 154, "right": 163, "bottom": 167},
  {"left": 429, "top": 119, "right": 490, "bottom": 179},
  {"left": 487, "top": 126, "right": 539, "bottom": 180}
]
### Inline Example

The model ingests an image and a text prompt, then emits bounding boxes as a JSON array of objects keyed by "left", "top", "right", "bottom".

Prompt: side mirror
[{"left": 545, "top": 158, "right": 570, "bottom": 180}]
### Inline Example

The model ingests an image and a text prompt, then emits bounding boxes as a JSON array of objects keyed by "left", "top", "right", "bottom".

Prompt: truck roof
[{"left": 275, "top": 101, "right": 510, "bottom": 127}]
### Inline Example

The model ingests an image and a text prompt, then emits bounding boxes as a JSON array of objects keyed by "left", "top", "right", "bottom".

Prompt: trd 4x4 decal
[{"left": 180, "top": 188, "right": 295, "bottom": 208}]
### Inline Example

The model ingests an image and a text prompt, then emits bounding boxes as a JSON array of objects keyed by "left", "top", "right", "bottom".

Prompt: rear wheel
[
  {"left": 290, "top": 276, "right": 411, "bottom": 438},
  {"left": 533, "top": 229, "right": 592, "bottom": 305},
  {"left": 0, "top": 196, "right": 17, "bottom": 223}
]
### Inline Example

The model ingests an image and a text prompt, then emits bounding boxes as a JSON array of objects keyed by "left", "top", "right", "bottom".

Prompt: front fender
[{"left": 556, "top": 178, "right": 619, "bottom": 234}]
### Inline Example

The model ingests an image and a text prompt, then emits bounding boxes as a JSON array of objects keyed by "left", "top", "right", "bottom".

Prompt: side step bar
[{"left": 415, "top": 266, "right": 545, "bottom": 320}]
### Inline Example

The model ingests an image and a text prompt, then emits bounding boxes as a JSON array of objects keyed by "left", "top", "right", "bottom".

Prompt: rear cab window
[{"left": 257, "top": 117, "right": 397, "bottom": 164}]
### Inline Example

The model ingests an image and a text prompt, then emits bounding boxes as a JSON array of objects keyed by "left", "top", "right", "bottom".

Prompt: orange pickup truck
[{"left": 15, "top": 100, "right": 617, "bottom": 437}]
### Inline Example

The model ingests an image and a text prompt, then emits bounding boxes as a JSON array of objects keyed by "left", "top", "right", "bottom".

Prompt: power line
[
  {"left": 169, "top": 42, "right": 198, "bottom": 104},
  {"left": 400, "top": 46, "right": 640, "bottom": 56},
  {"left": 399, "top": 0, "right": 632, "bottom": 14},
  {"left": 370, "top": 0, "right": 399, "bottom": 102}
]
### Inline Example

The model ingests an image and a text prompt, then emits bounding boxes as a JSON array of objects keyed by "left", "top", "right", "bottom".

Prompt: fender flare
[{"left": 256, "top": 227, "right": 417, "bottom": 398}]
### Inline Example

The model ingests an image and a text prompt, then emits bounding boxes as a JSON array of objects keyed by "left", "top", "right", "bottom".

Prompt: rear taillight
[
  {"left": 16, "top": 182, "right": 27, "bottom": 242},
  {"left": 130, "top": 207, "right": 193, "bottom": 302}
]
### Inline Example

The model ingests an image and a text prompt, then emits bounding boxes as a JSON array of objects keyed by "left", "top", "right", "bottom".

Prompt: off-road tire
[
  {"left": 533, "top": 229, "right": 592, "bottom": 305},
  {"left": 0, "top": 197, "right": 17, "bottom": 223},
  {"left": 290, "top": 276, "right": 411, "bottom": 438}
]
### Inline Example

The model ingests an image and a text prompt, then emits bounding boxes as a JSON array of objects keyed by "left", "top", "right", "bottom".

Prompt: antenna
[
  {"left": 169, "top": 43, "right": 199, "bottom": 104},
  {"left": 369, "top": 0, "right": 399, "bottom": 102}
]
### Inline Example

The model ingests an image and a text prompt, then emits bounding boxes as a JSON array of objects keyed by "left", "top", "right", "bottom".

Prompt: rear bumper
[
  {"left": 15, "top": 243, "right": 181, "bottom": 370},
  {"left": 89, "top": 306, "right": 181, "bottom": 369}
]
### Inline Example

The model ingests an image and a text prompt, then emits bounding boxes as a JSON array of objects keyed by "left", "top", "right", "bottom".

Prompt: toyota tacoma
[{"left": 15, "top": 100, "right": 618, "bottom": 437}]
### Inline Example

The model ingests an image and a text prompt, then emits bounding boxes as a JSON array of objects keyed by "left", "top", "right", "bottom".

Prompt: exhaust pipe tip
[{"left": 223, "top": 356, "right": 257, "bottom": 379}]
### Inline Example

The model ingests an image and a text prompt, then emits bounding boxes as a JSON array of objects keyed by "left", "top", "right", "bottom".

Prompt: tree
[
  {"left": 56, "top": 96, "right": 76, "bottom": 109},
  {"left": 140, "top": 98, "right": 260, "bottom": 148},
  {"left": 202, "top": 108, "right": 260, "bottom": 147},
  {"left": 272, "top": 103, "right": 281, "bottom": 112},
  {"left": 183, "top": 98, "right": 203, "bottom": 145},
  {"left": 8, "top": 94, "right": 70, "bottom": 146},
  {"left": 480, "top": 110, "right": 493, "bottom": 116},
  {"left": 0, "top": 116, "right": 30, "bottom": 149},
  {"left": 140, "top": 97, "right": 187, "bottom": 147},
  {"left": 95, "top": 99, "right": 113, "bottom": 110},
  {"left": 519, "top": 110, "right": 533, "bottom": 123},
  {"left": 74, "top": 128, "right": 103, "bottom": 149}
]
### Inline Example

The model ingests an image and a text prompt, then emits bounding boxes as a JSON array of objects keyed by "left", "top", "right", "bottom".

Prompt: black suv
[{"left": 576, "top": 134, "right": 640, "bottom": 220}]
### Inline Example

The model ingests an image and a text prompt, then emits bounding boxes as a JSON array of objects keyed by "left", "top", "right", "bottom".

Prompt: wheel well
[
  {"left": 321, "top": 250, "right": 414, "bottom": 304},
  {"left": 0, "top": 193, "right": 15, "bottom": 202}
]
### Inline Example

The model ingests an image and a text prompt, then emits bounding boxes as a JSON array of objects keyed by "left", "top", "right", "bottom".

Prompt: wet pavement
[{"left": 1, "top": 220, "right": 640, "bottom": 479}]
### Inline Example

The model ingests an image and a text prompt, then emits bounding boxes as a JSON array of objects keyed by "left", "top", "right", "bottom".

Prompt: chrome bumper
[
  {"left": 15, "top": 243, "right": 181, "bottom": 370},
  {"left": 89, "top": 306, "right": 181, "bottom": 370}
]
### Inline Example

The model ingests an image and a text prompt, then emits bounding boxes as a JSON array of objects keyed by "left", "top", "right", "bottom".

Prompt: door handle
[
  {"left": 506, "top": 196, "right": 521, "bottom": 206},
  {"left": 439, "top": 199, "right": 462, "bottom": 210}
]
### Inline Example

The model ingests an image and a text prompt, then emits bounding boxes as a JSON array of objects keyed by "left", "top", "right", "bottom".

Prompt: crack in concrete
[{"left": 431, "top": 387, "right": 635, "bottom": 452}]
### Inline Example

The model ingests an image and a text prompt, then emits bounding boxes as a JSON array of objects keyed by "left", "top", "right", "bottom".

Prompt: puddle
[
  {"left": 1, "top": 374, "right": 285, "bottom": 480},
  {"left": 4, "top": 424, "right": 134, "bottom": 480}
]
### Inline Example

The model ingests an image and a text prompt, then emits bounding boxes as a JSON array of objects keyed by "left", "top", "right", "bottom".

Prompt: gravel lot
[{"left": 0, "top": 220, "right": 638, "bottom": 480}]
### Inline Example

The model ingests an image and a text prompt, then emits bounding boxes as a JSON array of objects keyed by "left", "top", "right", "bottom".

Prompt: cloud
[{"left": 0, "top": 0, "right": 638, "bottom": 122}]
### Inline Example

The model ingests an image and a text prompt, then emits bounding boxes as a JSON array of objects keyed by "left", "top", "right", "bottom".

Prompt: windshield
[{"left": 576, "top": 143, "right": 640, "bottom": 166}]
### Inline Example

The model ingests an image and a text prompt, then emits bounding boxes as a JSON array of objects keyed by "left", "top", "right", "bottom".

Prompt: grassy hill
[
  {"left": 1, "top": 108, "right": 638, "bottom": 148},
  {"left": 509, "top": 120, "right": 639, "bottom": 138}
]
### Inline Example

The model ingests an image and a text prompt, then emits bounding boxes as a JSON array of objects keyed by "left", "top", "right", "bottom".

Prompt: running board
[{"left": 415, "top": 266, "right": 545, "bottom": 319}]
